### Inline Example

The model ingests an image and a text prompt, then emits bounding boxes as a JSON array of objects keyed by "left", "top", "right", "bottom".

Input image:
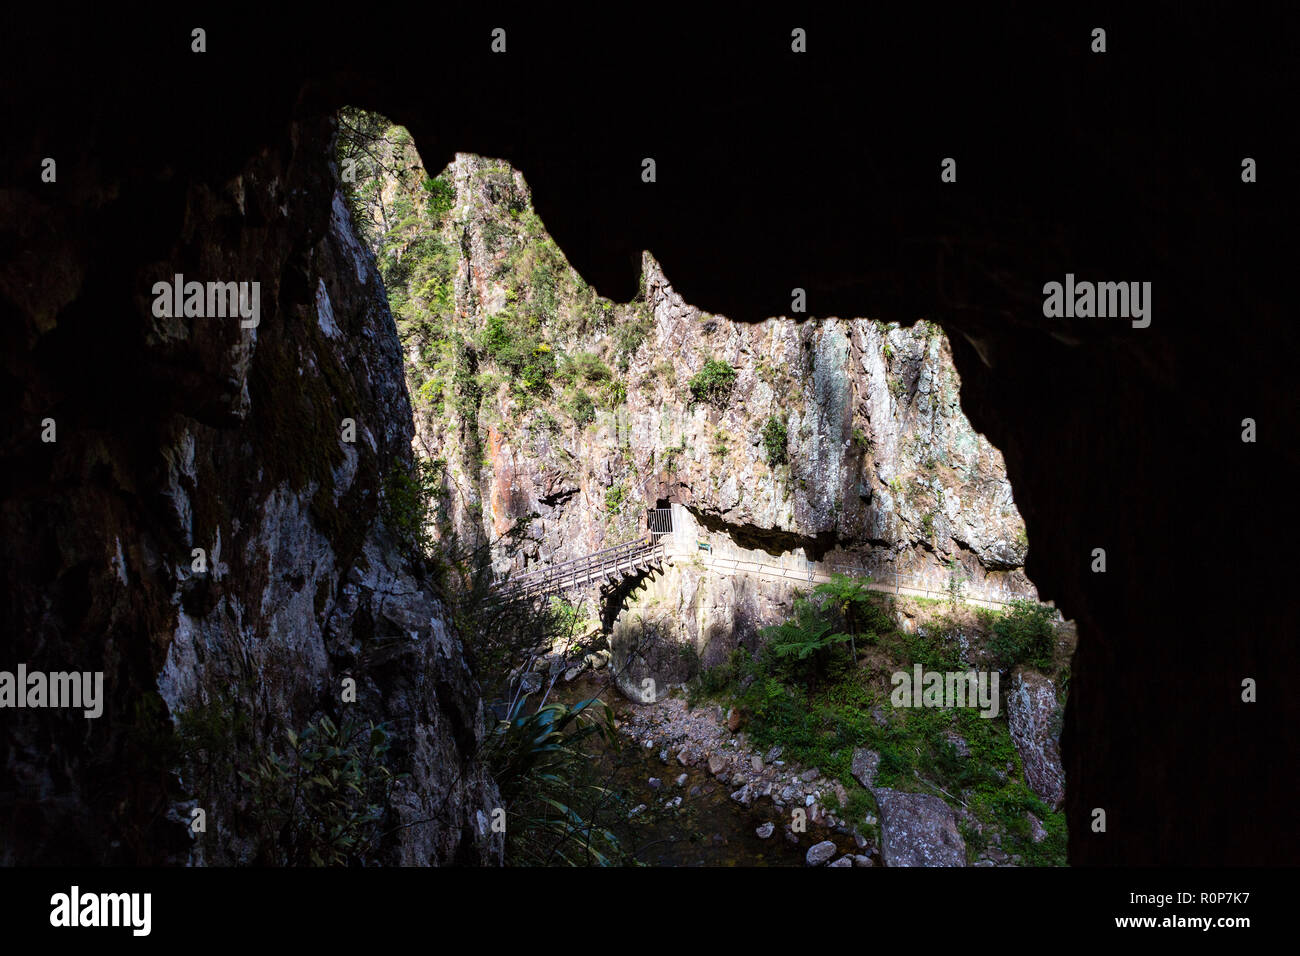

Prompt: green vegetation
[
  {"left": 761, "top": 597, "right": 854, "bottom": 695},
  {"left": 685, "top": 584, "right": 1067, "bottom": 865},
  {"left": 563, "top": 388, "right": 595, "bottom": 424},
  {"left": 711, "top": 428, "right": 729, "bottom": 459},
  {"left": 336, "top": 107, "right": 638, "bottom": 434},
  {"left": 661, "top": 436, "right": 688, "bottom": 473},
  {"left": 613, "top": 314, "right": 651, "bottom": 372},
  {"left": 381, "top": 458, "right": 443, "bottom": 560},
  {"left": 170, "top": 682, "right": 403, "bottom": 866},
  {"left": 761, "top": 415, "right": 789, "bottom": 466},
  {"left": 481, "top": 312, "right": 555, "bottom": 397},
  {"left": 237, "top": 716, "right": 401, "bottom": 866},
  {"left": 811, "top": 572, "right": 885, "bottom": 660},
  {"left": 485, "top": 697, "right": 628, "bottom": 866},
  {"left": 604, "top": 484, "right": 625, "bottom": 515},
  {"left": 982, "top": 598, "right": 1058, "bottom": 671},
  {"left": 420, "top": 173, "right": 455, "bottom": 223},
  {"left": 409, "top": 507, "right": 631, "bottom": 866},
  {"left": 945, "top": 558, "right": 967, "bottom": 607},
  {"left": 687, "top": 358, "right": 738, "bottom": 407}
]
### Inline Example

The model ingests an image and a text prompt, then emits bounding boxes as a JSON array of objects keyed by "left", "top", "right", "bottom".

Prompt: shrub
[
  {"left": 565, "top": 388, "right": 595, "bottom": 424},
  {"left": 686, "top": 649, "right": 747, "bottom": 706},
  {"left": 421, "top": 174, "right": 456, "bottom": 222},
  {"left": 761, "top": 416, "right": 788, "bottom": 466},
  {"left": 987, "top": 599, "right": 1057, "bottom": 670},
  {"left": 481, "top": 313, "right": 554, "bottom": 395},
  {"left": 485, "top": 697, "right": 628, "bottom": 866},
  {"left": 578, "top": 353, "right": 610, "bottom": 383},
  {"left": 239, "top": 716, "right": 402, "bottom": 866},
  {"left": 604, "top": 485, "right": 625, "bottom": 515},
  {"left": 613, "top": 316, "right": 650, "bottom": 372},
  {"left": 687, "top": 358, "right": 738, "bottom": 407},
  {"left": 811, "top": 572, "right": 881, "bottom": 659},
  {"left": 761, "top": 597, "right": 854, "bottom": 696}
]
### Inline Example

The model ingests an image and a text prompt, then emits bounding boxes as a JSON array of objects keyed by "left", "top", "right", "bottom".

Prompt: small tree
[
  {"left": 811, "top": 572, "right": 878, "bottom": 662},
  {"left": 761, "top": 597, "right": 853, "bottom": 696},
  {"left": 945, "top": 558, "right": 967, "bottom": 608}
]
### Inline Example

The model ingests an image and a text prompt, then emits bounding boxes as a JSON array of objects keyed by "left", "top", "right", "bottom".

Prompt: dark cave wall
[
  {"left": 0, "top": 107, "right": 501, "bottom": 864},
  {"left": 2, "top": 6, "right": 1297, "bottom": 864}
]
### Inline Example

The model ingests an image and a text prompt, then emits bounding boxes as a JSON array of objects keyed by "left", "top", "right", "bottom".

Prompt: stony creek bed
[{"left": 551, "top": 672, "right": 880, "bottom": 866}]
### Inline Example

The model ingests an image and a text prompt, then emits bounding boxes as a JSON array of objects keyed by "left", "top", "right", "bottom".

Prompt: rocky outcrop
[
  {"left": 874, "top": 788, "right": 967, "bottom": 867},
  {"left": 1007, "top": 669, "right": 1066, "bottom": 810},
  {"left": 0, "top": 114, "right": 500, "bottom": 865}
]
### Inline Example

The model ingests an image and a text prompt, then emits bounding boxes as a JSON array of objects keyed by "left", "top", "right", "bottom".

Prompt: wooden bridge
[{"left": 498, "top": 533, "right": 667, "bottom": 598}]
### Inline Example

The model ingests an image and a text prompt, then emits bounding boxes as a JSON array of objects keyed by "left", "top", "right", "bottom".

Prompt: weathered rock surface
[
  {"left": 851, "top": 748, "right": 881, "bottom": 789},
  {"left": 806, "top": 840, "right": 838, "bottom": 866},
  {"left": 0, "top": 115, "right": 500, "bottom": 865},
  {"left": 1007, "top": 668, "right": 1065, "bottom": 810},
  {"left": 874, "top": 788, "right": 967, "bottom": 867}
]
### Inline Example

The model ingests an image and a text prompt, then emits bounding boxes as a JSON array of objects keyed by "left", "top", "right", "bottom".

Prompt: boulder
[
  {"left": 1006, "top": 669, "right": 1065, "bottom": 809},
  {"left": 730, "top": 783, "right": 755, "bottom": 806},
  {"left": 874, "top": 788, "right": 966, "bottom": 867},
  {"left": 806, "top": 840, "right": 838, "bottom": 866}
]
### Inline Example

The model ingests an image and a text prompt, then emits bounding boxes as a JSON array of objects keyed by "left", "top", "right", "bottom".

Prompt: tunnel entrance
[{"left": 647, "top": 506, "right": 673, "bottom": 537}]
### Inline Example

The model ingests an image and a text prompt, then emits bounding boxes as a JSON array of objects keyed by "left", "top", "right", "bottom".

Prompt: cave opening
[{"left": 337, "top": 107, "right": 1070, "bottom": 867}]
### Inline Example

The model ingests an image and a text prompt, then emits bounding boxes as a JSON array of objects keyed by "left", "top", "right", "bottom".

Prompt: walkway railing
[
  {"left": 687, "top": 550, "right": 1028, "bottom": 610},
  {"left": 499, "top": 536, "right": 666, "bottom": 598}
]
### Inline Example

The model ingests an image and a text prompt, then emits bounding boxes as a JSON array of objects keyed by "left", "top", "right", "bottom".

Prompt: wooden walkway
[{"left": 499, "top": 536, "right": 666, "bottom": 597}]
